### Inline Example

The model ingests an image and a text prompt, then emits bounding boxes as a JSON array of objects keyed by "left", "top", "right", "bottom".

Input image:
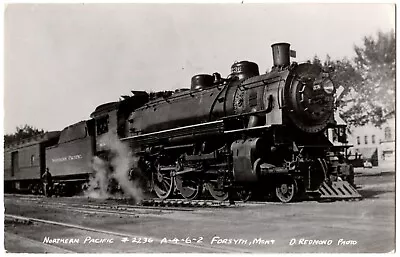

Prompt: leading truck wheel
[
  {"left": 275, "top": 178, "right": 297, "bottom": 203},
  {"left": 236, "top": 188, "right": 252, "bottom": 202}
]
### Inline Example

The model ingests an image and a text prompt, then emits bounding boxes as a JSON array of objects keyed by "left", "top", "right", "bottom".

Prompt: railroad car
[
  {"left": 4, "top": 121, "right": 97, "bottom": 195},
  {"left": 4, "top": 131, "right": 60, "bottom": 193}
]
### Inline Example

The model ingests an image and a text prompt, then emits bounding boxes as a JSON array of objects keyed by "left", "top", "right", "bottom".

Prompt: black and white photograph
[{"left": 3, "top": 2, "right": 396, "bottom": 254}]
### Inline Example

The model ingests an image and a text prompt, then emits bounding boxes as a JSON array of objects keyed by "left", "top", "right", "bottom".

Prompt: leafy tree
[
  {"left": 351, "top": 30, "right": 395, "bottom": 126},
  {"left": 339, "top": 30, "right": 396, "bottom": 126},
  {"left": 311, "top": 30, "right": 395, "bottom": 126},
  {"left": 4, "top": 124, "right": 46, "bottom": 145}
]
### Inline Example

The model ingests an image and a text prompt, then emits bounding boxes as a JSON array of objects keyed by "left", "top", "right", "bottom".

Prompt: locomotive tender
[{"left": 4, "top": 42, "right": 359, "bottom": 202}]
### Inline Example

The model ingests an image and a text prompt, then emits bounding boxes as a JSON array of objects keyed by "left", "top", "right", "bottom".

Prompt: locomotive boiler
[{"left": 114, "top": 42, "right": 357, "bottom": 202}]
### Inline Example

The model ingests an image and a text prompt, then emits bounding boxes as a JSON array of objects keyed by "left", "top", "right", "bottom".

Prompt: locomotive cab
[
  {"left": 91, "top": 91, "right": 150, "bottom": 151},
  {"left": 91, "top": 101, "right": 120, "bottom": 152}
]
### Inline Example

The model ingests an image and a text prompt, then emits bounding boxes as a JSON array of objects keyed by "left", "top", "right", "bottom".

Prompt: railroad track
[
  {"left": 5, "top": 192, "right": 359, "bottom": 212},
  {"left": 5, "top": 193, "right": 243, "bottom": 210},
  {"left": 6, "top": 198, "right": 197, "bottom": 221},
  {"left": 5, "top": 214, "right": 254, "bottom": 253},
  {"left": 6, "top": 195, "right": 206, "bottom": 212},
  {"left": 140, "top": 198, "right": 236, "bottom": 207}
]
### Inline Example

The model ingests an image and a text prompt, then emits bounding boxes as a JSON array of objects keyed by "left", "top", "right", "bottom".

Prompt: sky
[{"left": 4, "top": 3, "right": 395, "bottom": 134}]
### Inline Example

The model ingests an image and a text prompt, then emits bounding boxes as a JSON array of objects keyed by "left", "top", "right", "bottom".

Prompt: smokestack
[{"left": 271, "top": 43, "right": 290, "bottom": 67}]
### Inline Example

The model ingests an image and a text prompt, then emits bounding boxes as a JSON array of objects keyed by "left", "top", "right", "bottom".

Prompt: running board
[
  {"left": 317, "top": 181, "right": 362, "bottom": 199},
  {"left": 121, "top": 120, "right": 225, "bottom": 145}
]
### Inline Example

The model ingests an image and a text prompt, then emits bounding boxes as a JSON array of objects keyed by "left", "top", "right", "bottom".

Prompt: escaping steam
[
  {"left": 85, "top": 156, "right": 111, "bottom": 199},
  {"left": 84, "top": 133, "right": 144, "bottom": 203}
]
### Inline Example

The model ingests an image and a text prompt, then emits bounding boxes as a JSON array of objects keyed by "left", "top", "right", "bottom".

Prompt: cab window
[{"left": 97, "top": 115, "right": 109, "bottom": 135}]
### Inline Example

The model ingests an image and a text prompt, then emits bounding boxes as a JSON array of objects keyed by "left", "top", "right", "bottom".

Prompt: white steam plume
[
  {"left": 85, "top": 132, "right": 144, "bottom": 203},
  {"left": 84, "top": 156, "right": 111, "bottom": 199}
]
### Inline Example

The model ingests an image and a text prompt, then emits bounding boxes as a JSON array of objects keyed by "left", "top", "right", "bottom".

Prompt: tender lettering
[
  {"left": 52, "top": 154, "right": 83, "bottom": 163},
  {"left": 52, "top": 157, "right": 68, "bottom": 163},
  {"left": 68, "top": 154, "right": 83, "bottom": 160}
]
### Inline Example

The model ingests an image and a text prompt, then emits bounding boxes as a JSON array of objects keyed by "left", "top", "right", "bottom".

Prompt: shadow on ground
[
  {"left": 355, "top": 170, "right": 395, "bottom": 177},
  {"left": 357, "top": 188, "right": 394, "bottom": 199}
]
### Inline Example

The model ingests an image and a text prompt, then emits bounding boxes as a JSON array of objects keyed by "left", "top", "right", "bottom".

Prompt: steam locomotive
[{"left": 4, "top": 42, "right": 358, "bottom": 202}]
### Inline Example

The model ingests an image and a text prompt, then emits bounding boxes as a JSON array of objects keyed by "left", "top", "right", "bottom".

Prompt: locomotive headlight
[{"left": 322, "top": 79, "right": 334, "bottom": 94}]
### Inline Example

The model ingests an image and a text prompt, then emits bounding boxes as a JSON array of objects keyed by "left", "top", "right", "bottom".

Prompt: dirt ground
[{"left": 4, "top": 168, "right": 395, "bottom": 253}]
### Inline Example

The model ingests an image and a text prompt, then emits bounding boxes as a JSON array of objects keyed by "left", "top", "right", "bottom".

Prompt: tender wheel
[
  {"left": 206, "top": 182, "right": 229, "bottom": 201},
  {"left": 37, "top": 185, "right": 44, "bottom": 195},
  {"left": 236, "top": 188, "right": 252, "bottom": 202},
  {"left": 34, "top": 184, "right": 42, "bottom": 195},
  {"left": 175, "top": 175, "right": 201, "bottom": 200},
  {"left": 28, "top": 184, "right": 35, "bottom": 195},
  {"left": 81, "top": 182, "right": 89, "bottom": 192},
  {"left": 152, "top": 164, "right": 174, "bottom": 199},
  {"left": 275, "top": 178, "right": 297, "bottom": 203}
]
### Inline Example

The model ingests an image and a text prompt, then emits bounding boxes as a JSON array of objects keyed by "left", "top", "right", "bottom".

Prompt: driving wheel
[
  {"left": 152, "top": 164, "right": 174, "bottom": 199},
  {"left": 175, "top": 175, "right": 202, "bottom": 200}
]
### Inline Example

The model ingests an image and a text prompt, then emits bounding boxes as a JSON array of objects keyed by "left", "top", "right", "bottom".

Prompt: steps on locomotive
[{"left": 315, "top": 181, "right": 362, "bottom": 199}]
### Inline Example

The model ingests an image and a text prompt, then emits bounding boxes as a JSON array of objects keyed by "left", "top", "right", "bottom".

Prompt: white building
[
  {"left": 347, "top": 111, "right": 395, "bottom": 166},
  {"left": 379, "top": 112, "right": 395, "bottom": 162}
]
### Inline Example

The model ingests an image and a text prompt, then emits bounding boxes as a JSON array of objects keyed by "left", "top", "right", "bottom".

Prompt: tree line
[{"left": 4, "top": 125, "right": 45, "bottom": 145}]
